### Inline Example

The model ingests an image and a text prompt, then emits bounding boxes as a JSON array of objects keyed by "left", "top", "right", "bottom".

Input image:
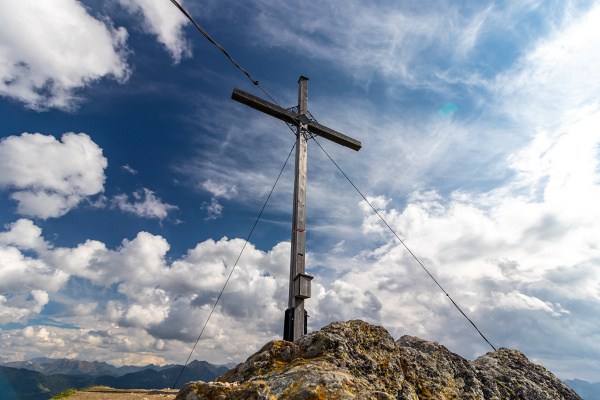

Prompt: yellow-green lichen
[{"left": 50, "top": 389, "right": 77, "bottom": 399}]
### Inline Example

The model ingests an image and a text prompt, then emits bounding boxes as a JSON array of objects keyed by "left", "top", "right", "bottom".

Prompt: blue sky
[{"left": 1, "top": 0, "right": 599, "bottom": 382}]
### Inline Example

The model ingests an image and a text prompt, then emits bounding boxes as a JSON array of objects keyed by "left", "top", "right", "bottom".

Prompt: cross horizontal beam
[{"left": 231, "top": 88, "right": 362, "bottom": 151}]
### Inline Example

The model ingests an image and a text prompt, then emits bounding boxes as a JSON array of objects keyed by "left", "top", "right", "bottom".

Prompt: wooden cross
[{"left": 231, "top": 76, "right": 361, "bottom": 341}]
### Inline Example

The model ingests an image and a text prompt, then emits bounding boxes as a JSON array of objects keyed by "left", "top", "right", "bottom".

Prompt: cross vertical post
[
  {"left": 230, "top": 76, "right": 361, "bottom": 342},
  {"left": 285, "top": 76, "right": 312, "bottom": 341}
]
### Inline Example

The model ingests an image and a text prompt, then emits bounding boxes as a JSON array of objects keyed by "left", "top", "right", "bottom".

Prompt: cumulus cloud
[
  {"left": 0, "top": 0, "right": 129, "bottom": 110},
  {"left": 0, "top": 290, "right": 49, "bottom": 325},
  {"left": 316, "top": 280, "right": 382, "bottom": 324},
  {"left": 0, "top": 220, "right": 290, "bottom": 364},
  {"left": 112, "top": 188, "right": 178, "bottom": 220},
  {"left": 0, "top": 219, "right": 48, "bottom": 251},
  {"left": 0, "top": 246, "right": 67, "bottom": 294},
  {"left": 1, "top": 324, "right": 168, "bottom": 366},
  {"left": 0, "top": 220, "right": 67, "bottom": 324},
  {"left": 117, "top": 0, "right": 191, "bottom": 63},
  {"left": 49, "top": 231, "right": 170, "bottom": 287},
  {"left": 0, "top": 132, "right": 107, "bottom": 219}
]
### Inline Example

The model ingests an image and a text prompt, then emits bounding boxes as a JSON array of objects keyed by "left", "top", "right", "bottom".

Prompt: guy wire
[
  {"left": 310, "top": 135, "right": 497, "bottom": 352},
  {"left": 168, "top": 0, "right": 281, "bottom": 106},
  {"left": 171, "top": 142, "right": 296, "bottom": 389}
]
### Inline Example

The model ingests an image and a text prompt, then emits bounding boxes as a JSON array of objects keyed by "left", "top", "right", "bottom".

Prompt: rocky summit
[{"left": 175, "top": 320, "right": 580, "bottom": 399}]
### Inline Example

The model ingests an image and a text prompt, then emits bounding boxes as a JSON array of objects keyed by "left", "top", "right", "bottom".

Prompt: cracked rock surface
[{"left": 175, "top": 320, "right": 580, "bottom": 400}]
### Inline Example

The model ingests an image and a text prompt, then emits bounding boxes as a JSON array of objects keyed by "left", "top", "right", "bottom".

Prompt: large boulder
[{"left": 176, "top": 320, "right": 580, "bottom": 399}]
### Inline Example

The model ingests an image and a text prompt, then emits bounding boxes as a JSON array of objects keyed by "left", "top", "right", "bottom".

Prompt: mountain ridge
[{"left": 0, "top": 357, "right": 184, "bottom": 377}]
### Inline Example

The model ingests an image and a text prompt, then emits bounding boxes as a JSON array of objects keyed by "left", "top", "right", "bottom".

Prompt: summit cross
[{"left": 231, "top": 76, "right": 361, "bottom": 341}]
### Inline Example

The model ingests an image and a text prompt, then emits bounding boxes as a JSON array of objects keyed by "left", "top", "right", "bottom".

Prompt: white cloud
[
  {"left": 50, "top": 231, "right": 170, "bottom": 287},
  {"left": 0, "top": 219, "right": 48, "bottom": 251},
  {"left": 0, "top": 132, "right": 107, "bottom": 219},
  {"left": 48, "top": 230, "right": 287, "bottom": 347},
  {"left": 356, "top": 107, "right": 600, "bottom": 281},
  {"left": 112, "top": 188, "right": 177, "bottom": 220},
  {"left": 16, "top": 324, "right": 169, "bottom": 365},
  {"left": 316, "top": 280, "right": 382, "bottom": 324},
  {"left": 0, "top": 223, "right": 67, "bottom": 324},
  {"left": 0, "top": 220, "right": 291, "bottom": 365},
  {"left": 49, "top": 239, "right": 109, "bottom": 286},
  {"left": 492, "top": 290, "right": 569, "bottom": 317},
  {"left": 492, "top": 2, "right": 600, "bottom": 128},
  {"left": 122, "top": 301, "right": 170, "bottom": 329},
  {"left": 0, "top": 246, "right": 67, "bottom": 294},
  {"left": 0, "top": 0, "right": 129, "bottom": 110},
  {"left": 0, "top": 290, "right": 49, "bottom": 325},
  {"left": 202, "top": 197, "right": 223, "bottom": 220},
  {"left": 201, "top": 179, "right": 238, "bottom": 199},
  {"left": 117, "top": 0, "right": 190, "bottom": 63},
  {"left": 121, "top": 164, "right": 138, "bottom": 175}
]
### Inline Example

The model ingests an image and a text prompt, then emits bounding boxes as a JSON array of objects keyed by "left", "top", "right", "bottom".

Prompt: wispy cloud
[
  {"left": 121, "top": 165, "right": 138, "bottom": 175},
  {"left": 248, "top": 1, "right": 503, "bottom": 89},
  {"left": 174, "top": 96, "right": 296, "bottom": 218},
  {"left": 491, "top": 3, "right": 600, "bottom": 123}
]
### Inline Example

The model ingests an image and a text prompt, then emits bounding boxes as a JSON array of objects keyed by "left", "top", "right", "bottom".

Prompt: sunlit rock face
[{"left": 176, "top": 320, "right": 580, "bottom": 399}]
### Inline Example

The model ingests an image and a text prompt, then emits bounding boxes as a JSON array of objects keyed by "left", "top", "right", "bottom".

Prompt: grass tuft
[{"left": 50, "top": 389, "right": 77, "bottom": 399}]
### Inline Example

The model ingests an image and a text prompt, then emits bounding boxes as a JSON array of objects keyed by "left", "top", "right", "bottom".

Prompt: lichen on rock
[{"left": 175, "top": 320, "right": 580, "bottom": 400}]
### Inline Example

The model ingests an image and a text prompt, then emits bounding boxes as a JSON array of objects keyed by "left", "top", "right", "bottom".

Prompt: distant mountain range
[
  {"left": 1, "top": 357, "right": 171, "bottom": 377},
  {"left": 0, "top": 358, "right": 229, "bottom": 400},
  {"left": 565, "top": 379, "right": 600, "bottom": 400}
]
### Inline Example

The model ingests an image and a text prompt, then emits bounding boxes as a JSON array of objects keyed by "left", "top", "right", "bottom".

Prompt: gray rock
[{"left": 176, "top": 320, "right": 581, "bottom": 399}]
